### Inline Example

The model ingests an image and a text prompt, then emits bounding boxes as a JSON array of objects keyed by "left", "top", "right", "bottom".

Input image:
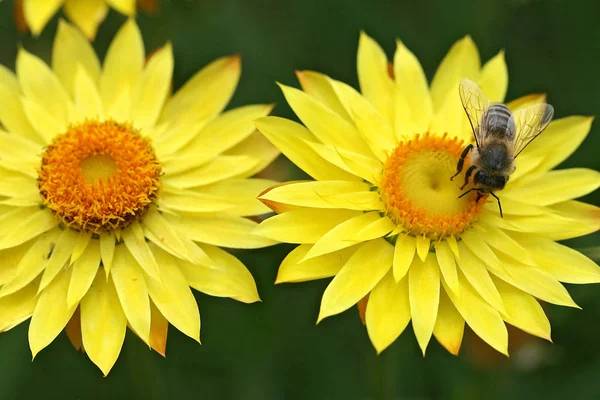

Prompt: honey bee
[{"left": 450, "top": 78, "right": 554, "bottom": 217}]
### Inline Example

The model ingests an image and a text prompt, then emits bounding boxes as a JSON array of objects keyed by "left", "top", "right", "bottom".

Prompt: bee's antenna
[{"left": 489, "top": 191, "right": 503, "bottom": 218}]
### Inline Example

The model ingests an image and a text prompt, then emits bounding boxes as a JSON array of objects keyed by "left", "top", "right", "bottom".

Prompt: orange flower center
[
  {"left": 379, "top": 133, "right": 484, "bottom": 240},
  {"left": 38, "top": 120, "right": 161, "bottom": 233}
]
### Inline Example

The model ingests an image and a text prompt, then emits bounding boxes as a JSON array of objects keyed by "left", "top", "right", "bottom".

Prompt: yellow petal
[
  {"left": 0, "top": 207, "right": 58, "bottom": 250},
  {"left": 141, "top": 206, "right": 201, "bottom": 264},
  {"left": 63, "top": 0, "right": 109, "bottom": 40},
  {"left": 456, "top": 244, "right": 505, "bottom": 312},
  {"left": 107, "top": 0, "right": 135, "bottom": 15},
  {"left": 366, "top": 272, "right": 410, "bottom": 354},
  {"left": 346, "top": 86, "right": 396, "bottom": 162},
  {"left": 146, "top": 245, "right": 201, "bottom": 341},
  {"left": 23, "top": 0, "right": 63, "bottom": 36},
  {"left": 279, "top": 83, "right": 371, "bottom": 156},
  {"left": 507, "top": 93, "right": 547, "bottom": 112},
  {"left": 254, "top": 116, "right": 357, "bottom": 181},
  {"left": 121, "top": 221, "right": 160, "bottom": 281},
  {"left": 351, "top": 215, "right": 395, "bottom": 241},
  {"left": 393, "top": 86, "right": 419, "bottom": 140},
  {"left": 409, "top": 253, "right": 440, "bottom": 355},
  {"left": 318, "top": 239, "right": 393, "bottom": 322},
  {"left": 357, "top": 32, "right": 394, "bottom": 123},
  {"left": 258, "top": 180, "right": 381, "bottom": 211},
  {"left": 276, "top": 245, "right": 357, "bottom": 284},
  {"left": 180, "top": 243, "right": 259, "bottom": 303},
  {"left": 0, "top": 229, "right": 61, "bottom": 298},
  {"left": 80, "top": 271, "right": 127, "bottom": 376},
  {"left": 224, "top": 131, "right": 279, "bottom": 178},
  {"left": 149, "top": 301, "right": 168, "bottom": 356},
  {"left": 493, "top": 277, "right": 551, "bottom": 340},
  {"left": 461, "top": 230, "right": 502, "bottom": 271},
  {"left": 70, "top": 231, "right": 91, "bottom": 265},
  {"left": 38, "top": 228, "right": 79, "bottom": 292},
  {"left": 392, "top": 234, "right": 416, "bottom": 282},
  {"left": 29, "top": 268, "right": 76, "bottom": 358},
  {"left": 73, "top": 66, "right": 104, "bottom": 122},
  {"left": 549, "top": 200, "right": 600, "bottom": 238},
  {"left": 0, "top": 66, "right": 41, "bottom": 143},
  {"left": 168, "top": 214, "right": 265, "bottom": 251},
  {"left": 489, "top": 252, "right": 579, "bottom": 308},
  {"left": 505, "top": 211, "right": 596, "bottom": 241},
  {"left": 99, "top": 19, "right": 144, "bottom": 115},
  {"left": 328, "top": 77, "right": 395, "bottom": 159},
  {"left": 477, "top": 50, "right": 507, "bottom": 102},
  {"left": 0, "top": 281, "right": 38, "bottom": 332},
  {"left": 163, "top": 156, "right": 259, "bottom": 189},
  {"left": 516, "top": 234, "right": 600, "bottom": 284},
  {"left": 435, "top": 241, "right": 459, "bottom": 295},
  {"left": 443, "top": 273, "right": 508, "bottom": 356},
  {"left": 197, "top": 179, "right": 278, "bottom": 217},
  {"left": 477, "top": 222, "right": 535, "bottom": 266},
  {"left": 167, "top": 104, "right": 274, "bottom": 171},
  {"left": 430, "top": 35, "right": 480, "bottom": 112},
  {"left": 0, "top": 130, "right": 41, "bottom": 168},
  {"left": 431, "top": 84, "right": 471, "bottom": 144},
  {"left": 159, "top": 55, "right": 240, "bottom": 125},
  {"left": 0, "top": 240, "right": 30, "bottom": 286},
  {"left": 254, "top": 208, "right": 360, "bottom": 244},
  {"left": 393, "top": 40, "right": 432, "bottom": 132},
  {"left": 303, "top": 212, "right": 382, "bottom": 260},
  {"left": 131, "top": 43, "right": 173, "bottom": 129},
  {"left": 21, "top": 98, "right": 66, "bottom": 145},
  {"left": 525, "top": 116, "right": 593, "bottom": 173},
  {"left": 67, "top": 239, "right": 100, "bottom": 307},
  {"left": 167, "top": 214, "right": 276, "bottom": 249},
  {"left": 17, "top": 48, "right": 71, "bottom": 131},
  {"left": 433, "top": 290, "right": 464, "bottom": 355},
  {"left": 446, "top": 235, "right": 460, "bottom": 259},
  {"left": 505, "top": 168, "right": 600, "bottom": 206},
  {"left": 52, "top": 19, "right": 101, "bottom": 96},
  {"left": 303, "top": 139, "right": 382, "bottom": 182},
  {"left": 296, "top": 70, "right": 352, "bottom": 121},
  {"left": 415, "top": 236, "right": 430, "bottom": 262},
  {"left": 159, "top": 186, "right": 235, "bottom": 214},
  {"left": 111, "top": 246, "right": 151, "bottom": 344},
  {"left": 99, "top": 232, "right": 115, "bottom": 279}
]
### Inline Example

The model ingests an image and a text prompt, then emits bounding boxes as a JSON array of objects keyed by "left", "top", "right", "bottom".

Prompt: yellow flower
[
  {"left": 0, "top": 19, "right": 278, "bottom": 375},
  {"left": 17, "top": 0, "right": 157, "bottom": 39},
  {"left": 254, "top": 32, "right": 600, "bottom": 356}
]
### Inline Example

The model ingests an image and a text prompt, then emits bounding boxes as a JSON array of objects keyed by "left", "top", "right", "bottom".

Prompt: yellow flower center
[
  {"left": 379, "top": 133, "right": 484, "bottom": 240},
  {"left": 38, "top": 120, "right": 161, "bottom": 233}
]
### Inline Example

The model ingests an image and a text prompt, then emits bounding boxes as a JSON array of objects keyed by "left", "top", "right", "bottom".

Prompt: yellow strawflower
[
  {"left": 254, "top": 32, "right": 600, "bottom": 356},
  {"left": 0, "top": 19, "right": 278, "bottom": 375}
]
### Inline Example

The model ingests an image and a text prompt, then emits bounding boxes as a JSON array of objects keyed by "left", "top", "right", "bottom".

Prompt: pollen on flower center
[
  {"left": 379, "top": 133, "right": 485, "bottom": 240},
  {"left": 38, "top": 120, "right": 161, "bottom": 233}
]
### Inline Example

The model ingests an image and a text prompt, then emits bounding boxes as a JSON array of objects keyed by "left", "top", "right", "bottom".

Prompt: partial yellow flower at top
[
  {"left": 254, "top": 32, "right": 600, "bottom": 356},
  {"left": 16, "top": 0, "right": 157, "bottom": 39},
  {"left": 0, "top": 19, "right": 278, "bottom": 375}
]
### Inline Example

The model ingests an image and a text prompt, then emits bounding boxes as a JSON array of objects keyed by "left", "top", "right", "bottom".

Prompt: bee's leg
[
  {"left": 457, "top": 188, "right": 478, "bottom": 199},
  {"left": 450, "top": 143, "right": 473, "bottom": 181},
  {"left": 489, "top": 191, "right": 503, "bottom": 218},
  {"left": 460, "top": 165, "right": 476, "bottom": 190}
]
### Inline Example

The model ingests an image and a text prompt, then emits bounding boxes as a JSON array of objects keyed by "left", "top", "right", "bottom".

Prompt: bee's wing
[
  {"left": 508, "top": 103, "right": 554, "bottom": 158},
  {"left": 458, "top": 78, "right": 491, "bottom": 148}
]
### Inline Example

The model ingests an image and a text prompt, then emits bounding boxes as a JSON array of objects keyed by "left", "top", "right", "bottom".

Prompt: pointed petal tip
[{"left": 229, "top": 53, "right": 242, "bottom": 65}]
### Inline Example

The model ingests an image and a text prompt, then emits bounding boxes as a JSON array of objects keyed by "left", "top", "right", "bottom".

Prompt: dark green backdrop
[{"left": 0, "top": 0, "right": 598, "bottom": 398}]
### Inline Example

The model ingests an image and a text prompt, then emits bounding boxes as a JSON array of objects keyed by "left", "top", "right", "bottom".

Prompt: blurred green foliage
[{"left": 0, "top": 0, "right": 598, "bottom": 398}]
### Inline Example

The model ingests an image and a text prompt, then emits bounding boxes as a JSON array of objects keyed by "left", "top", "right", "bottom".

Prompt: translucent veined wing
[
  {"left": 458, "top": 78, "right": 491, "bottom": 148},
  {"left": 508, "top": 103, "right": 554, "bottom": 158}
]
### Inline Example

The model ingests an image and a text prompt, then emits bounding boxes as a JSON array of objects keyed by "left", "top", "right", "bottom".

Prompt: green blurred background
[{"left": 0, "top": 0, "right": 599, "bottom": 398}]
